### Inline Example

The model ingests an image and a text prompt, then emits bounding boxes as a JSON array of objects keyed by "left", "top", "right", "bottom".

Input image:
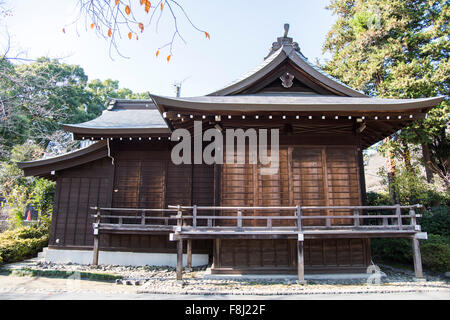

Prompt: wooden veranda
[{"left": 91, "top": 204, "right": 427, "bottom": 283}]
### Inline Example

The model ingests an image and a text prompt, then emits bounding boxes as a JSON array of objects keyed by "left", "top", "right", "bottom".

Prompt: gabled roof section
[
  {"left": 208, "top": 27, "right": 368, "bottom": 97},
  {"left": 17, "top": 141, "right": 108, "bottom": 179},
  {"left": 63, "top": 99, "right": 169, "bottom": 139}
]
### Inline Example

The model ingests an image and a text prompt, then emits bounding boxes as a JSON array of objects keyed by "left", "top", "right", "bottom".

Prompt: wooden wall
[
  {"left": 49, "top": 158, "right": 113, "bottom": 247},
  {"left": 215, "top": 144, "right": 369, "bottom": 273},
  {"left": 48, "top": 139, "right": 370, "bottom": 273},
  {"left": 49, "top": 143, "right": 214, "bottom": 255},
  {"left": 219, "top": 145, "right": 361, "bottom": 227},
  {"left": 214, "top": 239, "right": 370, "bottom": 274}
]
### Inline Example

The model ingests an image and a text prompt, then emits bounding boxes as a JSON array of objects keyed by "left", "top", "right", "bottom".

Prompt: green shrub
[
  {"left": 371, "top": 234, "right": 450, "bottom": 273},
  {"left": 419, "top": 207, "right": 450, "bottom": 237},
  {"left": 371, "top": 238, "right": 412, "bottom": 264},
  {"left": 421, "top": 234, "right": 450, "bottom": 272},
  {"left": 366, "top": 191, "right": 392, "bottom": 206},
  {"left": 0, "top": 225, "right": 49, "bottom": 265}
]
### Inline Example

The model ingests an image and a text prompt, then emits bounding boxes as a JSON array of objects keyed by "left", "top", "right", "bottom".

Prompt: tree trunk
[
  {"left": 421, "top": 143, "right": 434, "bottom": 183},
  {"left": 385, "top": 138, "right": 398, "bottom": 203},
  {"left": 402, "top": 142, "right": 412, "bottom": 172}
]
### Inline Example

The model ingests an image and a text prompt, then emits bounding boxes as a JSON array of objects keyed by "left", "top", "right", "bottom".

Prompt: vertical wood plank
[
  {"left": 253, "top": 163, "right": 259, "bottom": 225},
  {"left": 288, "top": 146, "right": 294, "bottom": 206},
  {"left": 321, "top": 147, "right": 330, "bottom": 224}
]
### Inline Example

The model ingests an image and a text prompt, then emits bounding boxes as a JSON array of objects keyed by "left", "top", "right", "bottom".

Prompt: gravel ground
[{"left": 3, "top": 259, "right": 449, "bottom": 296}]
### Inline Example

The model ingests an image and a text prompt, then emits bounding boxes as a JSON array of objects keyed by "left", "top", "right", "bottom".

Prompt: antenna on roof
[{"left": 173, "top": 76, "right": 191, "bottom": 97}]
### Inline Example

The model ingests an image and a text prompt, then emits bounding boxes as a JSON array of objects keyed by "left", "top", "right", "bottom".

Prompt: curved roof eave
[
  {"left": 149, "top": 94, "right": 444, "bottom": 113},
  {"left": 17, "top": 141, "right": 109, "bottom": 178}
]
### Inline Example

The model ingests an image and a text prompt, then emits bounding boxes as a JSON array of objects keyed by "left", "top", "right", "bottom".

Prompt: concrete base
[
  {"left": 43, "top": 248, "right": 209, "bottom": 267},
  {"left": 202, "top": 268, "right": 387, "bottom": 281}
]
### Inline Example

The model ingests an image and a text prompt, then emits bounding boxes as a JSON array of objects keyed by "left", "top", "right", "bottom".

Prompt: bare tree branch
[{"left": 70, "top": 0, "right": 209, "bottom": 60}]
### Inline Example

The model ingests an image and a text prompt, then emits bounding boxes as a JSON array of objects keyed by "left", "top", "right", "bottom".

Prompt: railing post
[
  {"left": 92, "top": 207, "right": 101, "bottom": 266},
  {"left": 396, "top": 204, "right": 403, "bottom": 230},
  {"left": 296, "top": 206, "right": 302, "bottom": 231},
  {"left": 410, "top": 207, "right": 417, "bottom": 229},
  {"left": 353, "top": 208, "right": 360, "bottom": 227},
  {"left": 193, "top": 205, "right": 197, "bottom": 229},
  {"left": 267, "top": 218, "right": 272, "bottom": 229},
  {"left": 141, "top": 211, "right": 145, "bottom": 225},
  {"left": 177, "top": 205, "right": 182, "bottom": 228},
  {"left": 237, "top": 209, "right": 242, "bottom": 228}
]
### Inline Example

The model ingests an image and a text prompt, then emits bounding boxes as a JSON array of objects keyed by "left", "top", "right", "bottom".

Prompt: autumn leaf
[
  {"left": 145, "top": 1, "right": 151, "bottom": 13},
  {"left": 138, "top": 22, "right": 144, "bottom": 33},
  {"left": 205, "top": 32, "right": 210, "bottom": 39},
  {"left": 140, "top": 0, "right": 145, "bottom": 4},
  {"left": 115, "top": 0, "right": 120, "bottom": 5},
  {"left": 108, "top": 28, "right": 112, "bottom": 37},
  {"left": 125, "top": 5, "right": 131, "bottom": 15},
  {"left": 128, "top": 32, "right": 132, "bottom": 39},
  {"left": 167, "top": 54, "right": 171, "bottom": 62},
  {"left": 62, "top": 28, "right": 66, "bottom": 34},
  {"left": 90, "top": 23, "right": 95, "bottom": 29},
  {"left": 156, "top": 50, "right": 160, "bottom": 57},
  {"left": 160, "top": 2, "right": 163, "bottom": 10}
]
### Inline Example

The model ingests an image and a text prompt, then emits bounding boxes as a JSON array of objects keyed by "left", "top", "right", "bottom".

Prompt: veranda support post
[
  {"left": 412, "top": 236, "right": 424, "bottom": 280},
  {"left": 186, "top": 239, "right": 192, "bottom": 272},
  {"left": 296, "top": 206, "right": 306, "bottom": 284},
  {"left": 297, "top": 234, "right": 305, "bottom": 284},
  {"left": 176, "top": 205, "right": 183, "bottom": 281},
  {"left": 92, "top": 207, "right": 101, "bottom": 266},
  {"left": 177, "top": 239, "right": 183, "bottom": 280}
]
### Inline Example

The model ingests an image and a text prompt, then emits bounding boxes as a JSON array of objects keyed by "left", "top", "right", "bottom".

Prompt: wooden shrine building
[{"left": 19, "top": 26, "right": 444, "bottom": 281}]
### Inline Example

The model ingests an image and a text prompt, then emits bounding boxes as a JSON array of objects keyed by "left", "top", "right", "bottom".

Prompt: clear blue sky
[{"left": 1, "top": 0, "right": 337, "bottom": 97}]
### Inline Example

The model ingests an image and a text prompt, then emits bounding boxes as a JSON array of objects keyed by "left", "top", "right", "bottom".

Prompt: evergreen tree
[{"left": 323, "top": 0, "right": 449, "bottom": 189}]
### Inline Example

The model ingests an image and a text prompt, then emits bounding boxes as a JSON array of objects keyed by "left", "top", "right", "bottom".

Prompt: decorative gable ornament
[{"left": 280, "top": 72, "right": 295, "bottom": 88}]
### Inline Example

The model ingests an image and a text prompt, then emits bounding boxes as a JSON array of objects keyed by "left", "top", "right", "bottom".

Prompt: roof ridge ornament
[{"left": 264, "top": 23, "right": 300, "bottom": 60}]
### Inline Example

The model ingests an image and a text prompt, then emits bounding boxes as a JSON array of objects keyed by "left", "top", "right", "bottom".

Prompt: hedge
[{"left": 0, "top": 225, "right": 49, "bottom": 265}]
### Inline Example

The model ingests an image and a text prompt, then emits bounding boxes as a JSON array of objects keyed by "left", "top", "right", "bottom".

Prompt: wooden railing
[
  {"left": 167, "top": 204, "right": 423, "bottom": 233},
  {"left": 90, "top": 204, "right": 426, "bottom": 281},
  {"left": 90, "top": 204, "right": 423, "bottom": 233},
  {"left": 90, "top": 207, "right": 180, "bottom": 229}
]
